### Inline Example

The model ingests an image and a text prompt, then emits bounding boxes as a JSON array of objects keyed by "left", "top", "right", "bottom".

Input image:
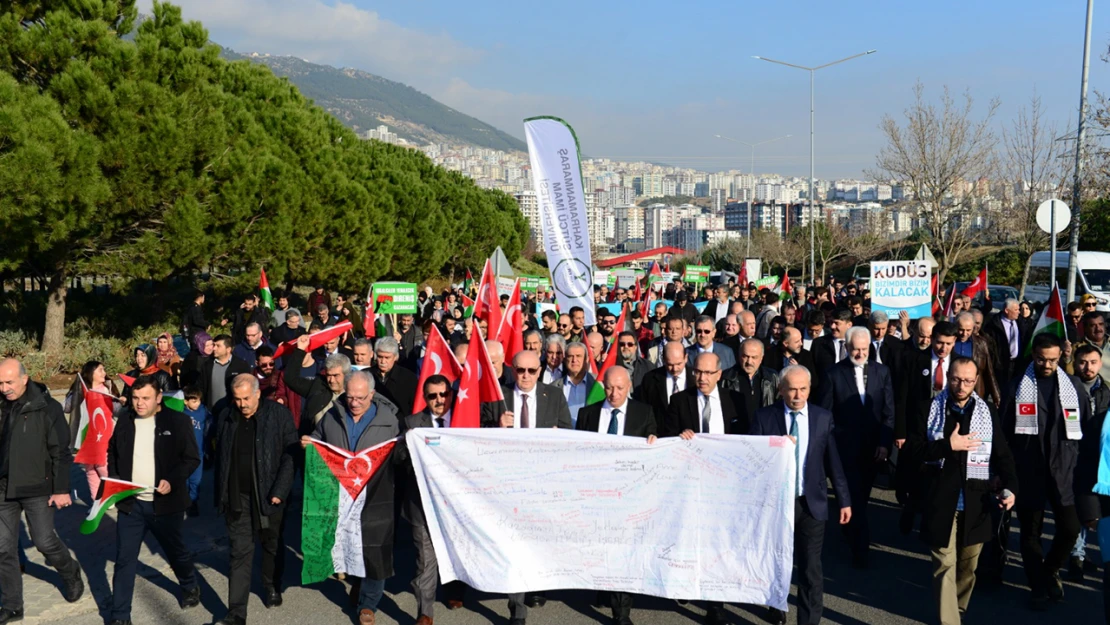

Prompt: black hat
[{"left": 675, "top": 291, "right": 688, "bottom": 301}]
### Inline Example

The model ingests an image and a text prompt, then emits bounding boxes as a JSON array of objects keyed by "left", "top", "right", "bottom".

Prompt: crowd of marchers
[{"left": 1, "top": 274, "right": 1109, "bottom": 625}]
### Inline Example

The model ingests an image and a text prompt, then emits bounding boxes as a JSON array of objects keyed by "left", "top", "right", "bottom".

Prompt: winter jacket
[
  {"left": 214, "top": 399, "right": 297, "bottom": 521},
  {"left": 0, "top": 382, "right": 71, "bottom": 498},
  {"left": 108, "top": 406, "right": 199, "bottom": 515}
]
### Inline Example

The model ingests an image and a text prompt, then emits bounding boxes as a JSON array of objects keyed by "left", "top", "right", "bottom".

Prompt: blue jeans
[
  {"left": 111, "top": 500, "right": 197, "bottom": 620},
  {"left": 1073, "top": 526, "right": 1088, "bottom": 560},
  {"left": 358, "top": 577, "right": 386, "bottom": 612}
]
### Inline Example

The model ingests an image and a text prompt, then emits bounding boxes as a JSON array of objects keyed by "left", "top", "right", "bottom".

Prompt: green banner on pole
[
  {"left": 370, "top": 282, "right": 418, "bottom": 315},
  {"left": 684, "top": 265, "right": 711, "bottom": 284}
]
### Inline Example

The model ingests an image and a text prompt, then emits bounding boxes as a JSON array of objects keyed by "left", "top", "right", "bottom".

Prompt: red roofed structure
[{"left": 594, "top": 246, "right": 688, "bottom": 269}]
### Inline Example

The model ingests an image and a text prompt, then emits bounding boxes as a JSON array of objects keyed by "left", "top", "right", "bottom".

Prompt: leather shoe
[
  {"left": 1047, "top": 573, "right": 1065, "bottom": 602},
  {"left": 0, "top": 608, "right": 22, "bottom": 624},
  {"left": 358, "top": 608, "right": 376, "bottom": 625},
  {"left": 180, "top": 586, "right": 201, "bottom": 609},
  {"left": 509, "top": 620, "right": 526, "bottom": 625},
  {"left": 768, "top": 607, "right": 787, "bottom": 625},
  {"left": 525, "top": 595, "right": 547, "bottom": 608},
  {"left": 415, "top": 616, "right": 434, "bottom": 625},
  {"left": 705, "top": 606, "right": 725, "bottom": 625},
  {"left": 446, "top": 599, "right": 464, "bottom": 610},
  {"left": 62, "top": 569, "right": 84, "bottom": 603},
  {"left": 265, "top": 589, "right": 283, "bottom": 608},
  {"left": 107, "top": 621, "right": 131, "bottom": 625},
  {"left": 214, "top": 616, "right": 246, "bottom": 625}
]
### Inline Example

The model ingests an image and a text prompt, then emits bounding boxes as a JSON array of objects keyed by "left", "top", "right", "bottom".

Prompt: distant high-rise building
[{"left": 514, "top": 192, "right": 541, "bottom": 250}]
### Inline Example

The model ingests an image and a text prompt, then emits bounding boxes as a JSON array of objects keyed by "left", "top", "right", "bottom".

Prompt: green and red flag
[
  {"left": 587, "top": 307, "right": 626, "bottom": 405},
  {"left": 778, "top": 274, "right": 792, "bottom": 301},
  {"left": 1024, "top": 284, "right": 1066, "bottom": 356},
  {"left": 647, "top": 261, "right": 665, "bottom": 292},
  {"left": 81, "top": 478, "right": 144, "bottom": 534},
  {"left": 463, "top": 268, "right": 474, "bottom": 294},
  {"left": 163, "top": 389, "right": 185, "bottom": 413},
  {"left": 461, "top": 294, "right": 475, "bottom": 319},
  {"left": 301, "top": 438, "right": 397, "bottom": 584},
  {"left": 259, "top": 267, "right": 274, "bottom": 311}
]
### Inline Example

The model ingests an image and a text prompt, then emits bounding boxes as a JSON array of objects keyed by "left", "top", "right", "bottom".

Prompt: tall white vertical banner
[{"left": 525, "top": 117, "right": 596, "bottom": 326}]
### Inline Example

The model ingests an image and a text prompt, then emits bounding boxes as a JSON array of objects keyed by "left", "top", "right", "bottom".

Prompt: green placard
[
  {"left": 684, "top": 265, "right": 711, "bottom": 284},
  {"left": 607, "top": 273, "right": 617, "bottom": 287},
  {"left": 370, "top": 282, "right": 418, "bottom": 315},
  {"left": 753, "top": 275, "right": 779, "bottom": 288},
  {"left": 520, "top": 275, "right": 551, "bottom": 293}
]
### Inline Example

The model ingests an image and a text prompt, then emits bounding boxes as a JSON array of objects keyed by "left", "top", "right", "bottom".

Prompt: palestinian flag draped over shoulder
[
  {"left": 1025, "top": 284, "right": 1066, "bottom": 356},
  {"left": 259, "top": 267, "right": 274, "bottom": 311},
  {"left": 81, "top": 478, "right": 144, "bottom": 534},
  {"left": 301, "top": 438, "right": 398, "bottom": 584}
]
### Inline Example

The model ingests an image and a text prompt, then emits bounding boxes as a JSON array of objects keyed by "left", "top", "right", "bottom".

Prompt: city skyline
[{"left": 150, "top": 0, "right": 1107, "bottom": 178}]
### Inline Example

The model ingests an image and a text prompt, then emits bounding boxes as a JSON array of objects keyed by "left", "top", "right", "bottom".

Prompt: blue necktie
[
  {"left": 790, "top": 411, "right": 801, "bottom": 497},
  {"left": 607, "top": 408, "right": 621, "bottom": 435}
]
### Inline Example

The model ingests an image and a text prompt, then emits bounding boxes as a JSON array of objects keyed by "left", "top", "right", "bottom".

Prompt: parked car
[{"left": 1024, "top": 251, "right": 1110, "bottom": 312}]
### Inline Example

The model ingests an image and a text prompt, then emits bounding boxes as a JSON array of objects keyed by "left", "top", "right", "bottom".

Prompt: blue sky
[{"left": 157, "top": 0, "right": 1107, "bottom": 177}]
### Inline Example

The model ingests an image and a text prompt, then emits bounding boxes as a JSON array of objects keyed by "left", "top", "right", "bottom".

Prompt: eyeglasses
[
  {"left": 619, "top": 342, "right": 636, "bottom": 348},
  {"left": 601, "top": 320, "right": 615, "bottom": 325},
  {"left": 695, "top": 329, "right": 713, "bottom": 335},
  {"left": 258, "top": 362, "right": 275, "bottom": 369},
  {"left": 558, "top": 323, "right": 570, "bottom": 329},
  {"left": 692, "top": 369, "right": 718, "bottom": 377},
  {"left": 515, "top": 367, "right": 539, "bottom": 375},
  {"left": 949, "top": 377, "right": 977, "bottom": 387},
  {"left": 424, "top": 391, "right": 450, "bottom": 399}
]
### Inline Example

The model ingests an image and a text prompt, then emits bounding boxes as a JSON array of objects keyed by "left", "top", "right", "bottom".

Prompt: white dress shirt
[
  {"left": 930, "top": 353, "right": 950, "bottom": 390},
  {"left": 714, "top": 300, "right": 729, "bottom": 323},
  {"left": 853, "top": 364, "right": 866, "bottom": 399},
  {"left": 513, "top": 387, "right": 536, "bottom": 428},
  {"left": 697, "top": 388, "right": 726, "bottom": 434},
  {"left": 542, "top": 366, "right": 564, "bottom": 385},
  {"left": 784, "top": 403, "right": 811, "bottom": 496},
  {"left": 872, "top": 339, "right": 884, "bottom": 364},
  {"left": 598, "top": 400, "right": 629, "bottom": 435},
  {"left": 667, "top": 372, "right": 687, "bottom": 400},
  {"left": 431, "top": 409, "right": 452, "bottom": 428},
  {"left": 1001, "top": 317, "right": 1019, "bottom": 359}
]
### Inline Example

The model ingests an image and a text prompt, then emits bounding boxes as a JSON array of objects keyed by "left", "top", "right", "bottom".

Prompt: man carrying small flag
[{"left": 107, "top": 375, "right": 201, "bottom": 625}]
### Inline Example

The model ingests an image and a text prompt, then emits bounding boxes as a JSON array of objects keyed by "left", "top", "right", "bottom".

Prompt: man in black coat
[
  {"left": 1071, "top": 343, "right": 1110, "bottom": 578},
  {"left": 816, "top": 327, "right": 896, "bottom": 567},
  {"left": 480, "top": 350, "right": 571, "bottom": 624},
  {"left": 867, "top": 310, "right": 904, "bottom": 376},
  {"left": 200, "top": 335, "right": 253, "bottom": 415},
  {"left": 613, "top": 330, "right": 653, "bottom": 391},
  {"left": 637, "top": 342, "right": 694, "bottom": 433},
  {"left": 810, "top": 308, "right": 854, "bottom": 378},
  {"left": 0, "top": 359, "right": 84, "bottom": 622},
  {"left": 283, "top": 336, "right": 351, "bottom": 434},
  {"left": 750, "top": 365, "right": 852, "bottom": 625},
  {"left": 575, "top": 366, "right": 657, "bottom": 625},
  {"left": 1001, "top": 333, "right": 1092, "bottom": 610},
  {"left": 765, "top": 327, "right": 817, "bottom": 380},
  {"left": 982, "top": 298, "right": 1031, "bottom": 391},
  {"left": 212, "top": 375, "right": 297, "bottom": 625},
  {"left": 230, "top": 294, "right": 272, "bottom": 345},
  {"left": 908, "top": 357, "right": 1017, "bottom": 625},
  {"left": 183, "top": 290, "right": 208, "bottom": 342},
  {"left": 719, "top": 339, "right": 780, "bottom": 430},
  {"left": 398, "top": 376, "right": 467, "bottom": 621},
  {"left": 665, "top": 352, "right": 747, "bottom": 439},
  {"left": 107, "top": 375, "right": 201, "bottom": 624},
  {"left": 372, "top": 337, "right": 419, "bottom": 418}
]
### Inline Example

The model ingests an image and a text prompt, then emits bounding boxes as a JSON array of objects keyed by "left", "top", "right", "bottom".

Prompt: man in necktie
[
  {"left": 575, "top": 368, "right": 657, "bottom": 625},
  {"left": 666, "top": 353, "right": 746, "bottom": 442},
  {"left": 868, "top": 311, "right": 903, "bottom": 377},
  {"left": 984, "top": 299, "right": 1030, "bottom": 387},
  {"left": 751, "top": 366, "right": 852, "bottom": 625},
  {"left": 398, "top": 376, "right": 466, "bottom": 623},
  {"left": 816, "top": 327, "right": 895, "bottom": 568},
  {"left": 811, "top": 308, "right": 854, "bottom": 378}
]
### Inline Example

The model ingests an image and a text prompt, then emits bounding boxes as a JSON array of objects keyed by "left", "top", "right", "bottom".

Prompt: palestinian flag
[
  {"left": 1025, "top": 284, "right": 1066, "bottom": 356},
  {"left": 73, "top": 377, "right": 116, "bottom": 466},
  {"left": 259, "top": 268, "right": 274, "bottom": 311},
  {"left": 587, "top": 308, "right": 626, "bottom": 405},
  {"left": 163, "top": 389, "right": 185, "bottom": 413},
  {"left": 647, "top": 261, "right": 665, "bottom": 292},
  {"left": 273, "top": 321, "right": 353, "bottom": 360},
  {"left": 364, "top": 290, "right": 391, "bottom": 339},
  {"left": 463, "top": 268, "right": 474, "bottom": 294},
  {"left": 778, "top": 274, "right": 792, "bottom": 301},
  {"left": 301, "top": 438, "right": 398, "bottom": 584},
  {"left": 117, "top": 373, "right": 136, "bottom": 388},
  {"left": 80, "top": 478, "right": 144, "bottom": 534},
  {"left": 461, "top": 294, "right": 475, "bottom": 319}
]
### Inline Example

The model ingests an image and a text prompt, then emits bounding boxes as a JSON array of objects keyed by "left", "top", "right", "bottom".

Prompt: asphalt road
[{"left": 26, "top": 480, "right": 1104, "bottom": 625}]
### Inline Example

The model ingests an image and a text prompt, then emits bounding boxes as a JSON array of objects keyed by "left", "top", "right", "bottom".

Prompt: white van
[{"left": 1024, "top": 251, "right": 1110, "bottom": 311}]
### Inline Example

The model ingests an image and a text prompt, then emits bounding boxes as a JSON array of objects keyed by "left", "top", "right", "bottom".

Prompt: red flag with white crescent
[
  {"left": 74, "top": 376, "right": 117, "bottom": 466},
  {"left": 452, "top": 326, "right": 504, "bottom": 428},
  {"left": 413, "top": 324, "right": 462, "bottom": 414},
  {"left": 962, "top": 266, "right": 989, "bottom": 300},
  {"left": 273, "top": 321, "right": 352, "bottom": 360},
  {"left": 496, "top": 279, "right": 524, "bottom": 363}
]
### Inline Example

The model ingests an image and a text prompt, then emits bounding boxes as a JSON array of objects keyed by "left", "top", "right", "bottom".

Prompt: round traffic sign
[{"left": 1036, "top": 199, "right": 1071, "bottom": 234}]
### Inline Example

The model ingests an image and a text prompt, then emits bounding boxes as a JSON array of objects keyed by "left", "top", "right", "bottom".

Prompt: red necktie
[{"left": 933, "top": 360, "right": 944, "bottom": 392}]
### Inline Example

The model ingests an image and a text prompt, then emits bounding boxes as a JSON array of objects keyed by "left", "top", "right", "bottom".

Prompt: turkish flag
[
  {"left": 473, "top": 259, "right": 503, "bottom": 335},
  {"left": 1018, "top": 403, "right": 1037, "bottom": 416},
  {"left": 272, "top": 321, "right": 352, "bottom": 361},
  {"left": 962, "top": 266, "right": 989, "bottom": 300},
  {"left": 738, "top": 262, "right": 748, "bottom": 286},
  {"left": 453, "top": 326, "right": 505, "bottom": 428},
  {"left": 74, "top": 382, "right": 117, "bottom": 465},
  {"left": 496, "top": 279, "right": 524, "bottom": 363},
  {"left": 597, "top": 306, "right": 627, "bottom": 380},
  {"left": 413, "top": 325, "right": 462, "bottom": 414}
]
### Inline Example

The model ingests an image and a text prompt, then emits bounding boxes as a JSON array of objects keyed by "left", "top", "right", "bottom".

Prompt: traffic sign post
[{"left": 1037, "top": 199, "right": 1071, "bottom": 288}]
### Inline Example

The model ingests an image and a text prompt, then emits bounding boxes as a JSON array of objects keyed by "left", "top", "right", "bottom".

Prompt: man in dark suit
[
  {"left": 575, "top": 367, "right": 658, "bottom": 625},
  {"left": 766, "top": 327, "right": 817, "bottom": 381},
  {"left": 480, "top": 350, "right": 572, "bottom": 624},
  {"left": 983, "top": 298, "right": 1031, "bottom": 389},
  {"left": 613, "top": 331, "right": 653, "bottom": 391},
  {"left": 200, "top": 335, "right": 253, "bottom": 414},
  {"left": 283, "top": 336, "right": 350, "bottom": 434},
  {"left": 637, "top": 342, "right": 695, "bottom": 433},
  {"left": 816, "top": 326, "right": 895, "bottom": 568},
  {"left": 702, "top": 285, "right": 732, "bottom": 326},
  {"left": 399, "top": 375, "right": 467, "bottom": 623},
  {"left": 372, "top": 337, "right": 419, "bottom": 417},
  {"left": 720, "top": 339, "right": 780, "bottom": 429},
  {"left": 810, "top": 308, "right": 854, "bottom": 377},
  {"left": 686, "top": 315, "right": 737, "bottom": 372},
  {"left": 867, "top": 310, "right": 903, "bottom": 375},
  {"left": 665, "top": 352, "right": 748, "bottom": 439},
  {"left": 750, "top": 365, "right": 852, "bottom": 625}
]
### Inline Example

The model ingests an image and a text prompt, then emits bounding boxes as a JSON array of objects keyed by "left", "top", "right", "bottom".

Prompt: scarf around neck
[{"left": 1015, "top": 363, "right": 1081, "bottom": 440}]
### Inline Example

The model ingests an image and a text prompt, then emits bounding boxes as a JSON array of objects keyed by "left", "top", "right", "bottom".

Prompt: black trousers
[
  {"left": 841, "top": 454, "right": 879, "bottom": 557},
  {"left": 1016, "top": 498, "right": 1080, "bottom": 591},
  {"left": 794, "top": 497, "right": 825, "bottom": 625},
  {"left": 1103, "top": 563, "right": 1110, "bottom": 625},
  {"left": 0, "top": 482, "right": 79, "bottom": 611},
  {"left": 226, "top": 494, "right": 285, "bottom": 619},
  {"left": 112, "top": 500, "right": 196, "bottom": 621}
]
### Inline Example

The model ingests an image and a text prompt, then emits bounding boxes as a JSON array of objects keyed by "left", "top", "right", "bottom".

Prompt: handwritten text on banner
[{"left": 406, "top": 429, "right": 796, "bottom": 609}]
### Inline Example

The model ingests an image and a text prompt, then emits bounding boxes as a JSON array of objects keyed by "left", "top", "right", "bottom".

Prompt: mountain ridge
[{"left": 220, "top": 48, "right": 526, "bottom": 153}]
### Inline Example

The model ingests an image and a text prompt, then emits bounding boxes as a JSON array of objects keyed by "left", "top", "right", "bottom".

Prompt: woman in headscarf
[
  {"left": 63, "top": 360, "right": 120, "bottom": 500},
  {"left": 179, "top": 331, "right": 212, "bottom": 389},
  {"left": 155, "top": 332, "right": 182, "bottom": 385},
  {"left": 124, "top": 343, "right": 175, "bottom": 395}
]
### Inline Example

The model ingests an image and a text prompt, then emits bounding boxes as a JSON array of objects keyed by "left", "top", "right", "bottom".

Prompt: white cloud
[{"left": 140, "top": 0, "right": 483, "bottom": 79}]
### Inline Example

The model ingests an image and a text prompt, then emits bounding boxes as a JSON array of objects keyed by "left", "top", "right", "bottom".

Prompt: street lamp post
[
  {"left": 753, "top": 50, "right": 876, "bottom": 285},
  {"left": 714, "top": 133, "right": 792, "bottom": 260}
]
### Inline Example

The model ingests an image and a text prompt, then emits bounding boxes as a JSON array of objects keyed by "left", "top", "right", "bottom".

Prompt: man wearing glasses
[
  {"left": 480, "top": 350, "right": 572, "bottom": 624},
  {"left": 686, "top": 316, "right": 737, "bottom": 372},
  {"left": 613, "top": 331, "right": 652, "bottom": 391},
  {"left": 557, "top": 314, "right": 574, "bottom": 342},
  {"left": 398, "top": 376, "right": 467, "bottom": 623}
]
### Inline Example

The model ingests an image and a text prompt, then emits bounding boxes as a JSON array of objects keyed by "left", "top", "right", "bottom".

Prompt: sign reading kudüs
[{"left": 870, "top": 261, "right": 931, "bottom": 318}]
